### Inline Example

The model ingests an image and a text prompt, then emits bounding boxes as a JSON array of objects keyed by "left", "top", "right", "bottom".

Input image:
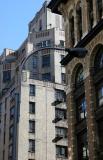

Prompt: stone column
[
  {"left": 85, "top": 74, "right": 98, "bottom": 160},
  {"left": 67, "top": 85, "right": 77, "bottom": 160}
]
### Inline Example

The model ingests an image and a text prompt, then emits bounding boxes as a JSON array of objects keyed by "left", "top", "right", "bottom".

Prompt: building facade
[
  {"left": 49, "top": 0, "right": 103, "bottom": 160},
  {"left": 0, "top": 1, "right": 68, "bottom": 160}
]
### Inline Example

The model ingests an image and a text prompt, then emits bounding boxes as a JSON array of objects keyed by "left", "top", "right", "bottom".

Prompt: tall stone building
[
  {"left": 0, "top": 1, "right": 68, "bottom": 160},
  {"left": 48, "top": 0, "right": 103, "bottom": 160}
]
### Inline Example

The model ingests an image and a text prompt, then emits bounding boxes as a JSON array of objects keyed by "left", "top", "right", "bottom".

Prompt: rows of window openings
[
  {"left": 36, "top": 40, "right": 51, "bottom": 48},
  {"left": 36, "top": 40, "right": 65, "bottom": 49},
  {"left": 31, "top": 54, "right": 65, "bottom": 69},
  {"left": 69, "top": 0, "right": 103, "bottom": 47}
]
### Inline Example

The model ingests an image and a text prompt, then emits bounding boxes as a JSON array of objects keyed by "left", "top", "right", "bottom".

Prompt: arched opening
[
  {"left": 71, "top": 63, "right": 88, "bottom": 160},
  {"left": 69, "top": 10, "right": 75, "bottom": 47},
  {"left": 93, "top": 45, "right": 103, "bottom": 159},
  {"left": 76, "top": 1, "right": 82, "bottom": 41}
]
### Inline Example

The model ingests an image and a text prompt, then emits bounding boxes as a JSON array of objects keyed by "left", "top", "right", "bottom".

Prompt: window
[
  {"left": 55, "top": 89, "right": 66, "bottom": 102},
  {"left": 10, "top": 107, "right": 15, "bottom": 119},
  {"left": 75, "top": 65, "right": 84, "bottom": 87},
  {"left": 29, "top": 102, "right": 35, "bottom": 114},
  {"left": 61, "top": 73, "right": 66, "bottom": 84},
  {"left": 76, "top": 1, "right": 82, "bottom": 41},
  {"left": 55, "top": 109, "right": 67, "bottom": 120},
  {"left": 60, "top": 40, "right": 64, "bottom": 47},
  {"left": 97, "top": 85, "right": 103, "bottom": 107},
  {"left": 97, "top": 0, "right": 102, "bottom": 21},
  {"left": 29, "top": 139, "right": 35, "bottom": 152},
  {"left": 95, "top": 48, "right": 103, "bottom": 71},
  {"left": 3, "top": 71, "right": 11, "bottom": 82},
  {"left": 39, "top": 19, "right": 42, "bottom": 31},
  {"left": 87, "top": 0, "right": 93, "bottom": 30},
  {"left": 29, "top": 85, "right": 35, "bottom": 96},
  {"left": 42, "top": 73, "right": 51, "bottom": 81},
  {"left": 77, "top": 131, "right": 88, "bottom": 160},
  {"left": 42, "top": 55, "right": 50, "bottom": 67},
  {"left": 56, "top": 145, "right": 67, "bottom": 158},
  {"left": 9, "top": 125, "right": 14, "bottom": 139},
  {"left": 76, "top": 96, "right": 87, "bottom": 122},
  {"left": 32, "top": 56, "right": 38, "bottom": 68},
  {"left": 69, "top": 10, "right": 75, "bottom": 46},
  {"left": 46, "top": 40, "right": 51, "bottom": 47},
  {"left": 29, "top": 121, "right": 35, "bottom": 133},
  {"left": 8, "top": 144, "right": 13, "bottom": 158},
  {"left": 98, "top": 120, "right": 103, "bottom": 152},
  {"left": 56, "top": 127, "right": 67, "bottom": 138}
]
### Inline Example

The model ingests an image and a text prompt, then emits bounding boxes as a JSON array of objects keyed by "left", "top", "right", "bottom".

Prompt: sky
[{"left": 0, "top": 0, "right": 45, "bottom": 53}]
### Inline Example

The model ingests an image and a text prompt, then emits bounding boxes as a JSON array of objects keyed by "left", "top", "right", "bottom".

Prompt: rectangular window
[
  {"left": 29, "top": 121, "right": 35, "bottom": 133},
  {"left": 29, "top": 102, "right": 35, "bottom": 114},
  {"left": 42, "top": 55, "right": 50, "bottom": 67},
  {"left": 56, "top": 145, "right": 67, "bottom": 158},
  {"left": 42, "top": 73, "right": 51, "bottom": 81},
  {"left": 56, "top": 127, "right": 67, "bottom": 138},
  {"left": 9, "top": 125, "right": 14, "bottom": 139},
  {"left": 98, "top": 85, "right": 103, "bottom": 107},
  {"left": 60, "top": 40, "right": 64, "bottom": 47},
  {"left": 32, "top": 56, "right": 38, "bottom": 68},
  {"left": 55, "top": 108, "right": 67, "bottom": 120},
  {"left": 10, "top": 106, "right": 15, "bottom": 119},
  {"left": 61, "top": 73, "right": 66, "bottom": 84},
  {"left": 3, "top": 71, "right": 11, "bottom": 82},
  {"left": 29, "top": 85, "right": 35, "bottom": 96},
  {"left": 8, "top": 144, "right": 13, "bottom": 158},
  {"left": 76, "top": 96, "right": 87, "bottom": 122},
  {"left": 77, "top": 131, "right": 88, "bottom": 160},
  {"left": 55, "top": 89, "right": 66, "bottom": 102},
  {"left": 29, "top": 139, "right": 35, "bottom": 152}
]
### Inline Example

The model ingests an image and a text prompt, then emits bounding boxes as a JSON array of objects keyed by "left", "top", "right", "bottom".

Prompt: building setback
[
  {"left": 48, "top": 0, "right": 103, "bottom": 160},
  {"left": 0, "top": 1, "right": 68, "bottom": 160}
]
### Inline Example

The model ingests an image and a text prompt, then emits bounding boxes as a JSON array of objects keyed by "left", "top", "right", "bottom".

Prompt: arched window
[
  {"left": 76, "top": 1, "right": 82, "bottom": 41},
  {"left": 69, "top": 10, "right": 75, "bottom": 47},
  {"left": 75, "top": 65, "right": 84, "bottom": 87},
  {"left": 94, "top": 47, "right": 103, "bottom": 71},
  {"left": 87, "top": 0, "right": 93, "bottom": 30},
  {"left": 97, "top": 0, "right": 102, "bottom": 21}
]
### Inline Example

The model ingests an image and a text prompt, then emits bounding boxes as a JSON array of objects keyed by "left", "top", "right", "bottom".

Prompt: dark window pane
[
  {"left": 42, "top": 55, "right": 50, "bottom": 67},
  {"left": 3, "top": 71, "right": 11, "bottom": 82},
  {"left": 29, "top": 102, "right": 35, "bottom": 114},
  {"left": 42, "top": 73, "right": 51, "bottom": 81},
  {"left": 29, "top": 85, "right": 35, "bottom": 96}
]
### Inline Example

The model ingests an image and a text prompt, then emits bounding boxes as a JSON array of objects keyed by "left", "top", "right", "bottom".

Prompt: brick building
[{"left": 48, "top": 0, "right": 103, "bottom": 160}]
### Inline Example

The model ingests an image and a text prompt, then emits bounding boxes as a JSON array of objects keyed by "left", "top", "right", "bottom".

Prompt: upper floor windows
[
  {"left": 87, "top": 0, "right": 93, "bottom": 30},
  {"left": 94, "top": 47, "right": 103, "bottom": 71},
  {"left": 75, "top": 65, "right": 84, "bottom": 87},
  {"left": 42, "top": 54, "right": 50, "bottom": 67},
  {"left": 76, "top": 95, "right": 87, "bottom": 122},
  {"left": 97, "top": 0, "right": 102, "bottom": 21},
  {"left": 3, "top": 70, "right": 11, "bottom": 83},
  {"left": 69, "top": 10, "right": 75, "bottom": 47},
  {"left": 29, "top": 85, "right": 35, "bottom": 96},
  {"left": 56, "top": 145, "right": 68, "bottom": 158},
  {"left": 76, "top": 1, "right": 82, "bottom": 41},
  {"left": 29, "top": 139, "right": 35, "bottom": 152}
]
